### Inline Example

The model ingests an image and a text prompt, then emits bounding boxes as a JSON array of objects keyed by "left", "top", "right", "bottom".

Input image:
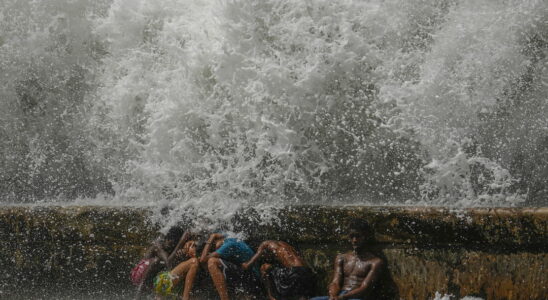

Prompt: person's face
[
  {"left": 162, "top": 239, "right": 175, "bottom": 250},
  {"left": 183, "top": 241, "right": 197, "bottom": 257},
  {"left": 349, "top": 230, "right": 366, "bottom": 250}
]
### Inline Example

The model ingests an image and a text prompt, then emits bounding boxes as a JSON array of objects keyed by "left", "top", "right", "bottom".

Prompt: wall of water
[{"left": 1, "top": 0, "right": 547, "bottom": 222}]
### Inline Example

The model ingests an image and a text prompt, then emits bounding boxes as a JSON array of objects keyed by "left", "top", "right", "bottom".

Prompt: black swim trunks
[
  {"left": 268, "top": 266, "right": 315, "bottom": 299},
  {"left": 219, "top": 259, "right": 263, "bottom": 295}
]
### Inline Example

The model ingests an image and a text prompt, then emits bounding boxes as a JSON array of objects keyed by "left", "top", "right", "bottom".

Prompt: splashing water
[
  {"left": 433, "top": 293, "right": 483, "bottom": 300},
  {"left": 1, "top": 0, "right": 547, "bottom": 225}
]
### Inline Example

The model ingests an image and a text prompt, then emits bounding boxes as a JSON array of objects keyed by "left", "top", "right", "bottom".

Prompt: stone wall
[{"left": 0, "top": 206, "right": 546, "bottom": 299}]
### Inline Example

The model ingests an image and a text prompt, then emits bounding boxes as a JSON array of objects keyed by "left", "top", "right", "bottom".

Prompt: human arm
[
  {"left": 133, "top": 263, "right": 153, "bottom": 300},
  {"left": 199, "top": 233, "right": 224, "bottom": 264},
  {"left": 151, "top": 241, "right": 171, "bottom": 268},
  {"left": 133, "top": 257, "right": 160, "bottom": 300},
  {"left": 242, "top": 241, "right": 269, "bottom": 270},
  {"left": 167, "top": 231, "right": 192, "bottom": 266},
  {"left": 328, "top": 254, "right": 345, "bottom": 300},
  {"left": 338, "top": 258, "right": 383, "bottom": 300},
  {"left": 134, "top": 280, "right": 145, "bottom": 300}
]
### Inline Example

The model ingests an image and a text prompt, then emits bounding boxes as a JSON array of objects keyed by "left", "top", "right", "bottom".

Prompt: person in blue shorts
[{"left": 199, "top": 233, "right": 263, "bottom": 300}]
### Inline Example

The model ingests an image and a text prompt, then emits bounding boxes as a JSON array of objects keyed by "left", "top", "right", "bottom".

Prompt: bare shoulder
[
  {"left": 369, "top": 255, "right": 384, "bottom": 267},
  {"left": 274, "top": 240, "right": 291, "bottom": 248},
  {"left": 340, "top": 252, "right": 355, "bottom": 260},
  {"left": 260, "top": 240, "right": 276, "bottom": 247},
  {"left": 334, "top": 253, "right": 347, "bottom": 261},
  {"left": 261, "top": 240, "right": 285, "bottom": 252}
]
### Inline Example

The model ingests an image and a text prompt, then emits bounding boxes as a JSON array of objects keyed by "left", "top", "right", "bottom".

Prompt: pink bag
[{"left": 130, "top": 259, "right": 151, "bottom": 286}]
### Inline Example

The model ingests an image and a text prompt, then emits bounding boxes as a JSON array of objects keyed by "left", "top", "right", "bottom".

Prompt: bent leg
[
  {"left": 170, "top": 258, "right": 199, "bottom": 300},
  {"left": 207, "top": 257, "right": 230, "bottom": 300},
  {"left": 181, "top": 259, "right": 199, "bottom": 300},
  {"left": 260, "top": 263, "right": 276, "bottom": 300}
]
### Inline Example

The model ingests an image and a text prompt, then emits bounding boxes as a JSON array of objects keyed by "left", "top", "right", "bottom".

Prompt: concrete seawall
[{"left": 0, "top": 206, "right": 546, "bottom": 299}]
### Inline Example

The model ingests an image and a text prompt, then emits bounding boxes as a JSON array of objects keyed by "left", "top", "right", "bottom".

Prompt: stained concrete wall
[{"left": 0, "top": 206, "right": 546, "bottom": 300}]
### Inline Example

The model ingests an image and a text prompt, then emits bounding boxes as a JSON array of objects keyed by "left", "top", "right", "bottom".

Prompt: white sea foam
[
  {"left": 433, "top": 292, "right": 484, "bottom": 300},
  {"left": 1, "top": 0, "right": 546, "bottom": 226}
]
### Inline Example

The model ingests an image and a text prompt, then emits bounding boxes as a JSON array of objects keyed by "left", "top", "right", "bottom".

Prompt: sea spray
[{"left": 1, "top": 0, "right": 546, "bottom": 227}]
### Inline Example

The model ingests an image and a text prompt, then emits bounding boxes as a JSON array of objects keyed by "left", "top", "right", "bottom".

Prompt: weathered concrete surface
[
  {"left": 0, "top": 206, "right": 155, "bottom": 299},
  {"left": 0, "top": 206, "right": 546, "bottom": 300}
]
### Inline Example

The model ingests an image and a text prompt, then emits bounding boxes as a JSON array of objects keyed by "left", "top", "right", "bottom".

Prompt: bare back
[{"left": 264, "top": 240, "right": 305, "bottom": 267}]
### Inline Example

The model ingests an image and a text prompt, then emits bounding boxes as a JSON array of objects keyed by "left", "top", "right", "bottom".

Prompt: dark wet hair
[
  {"left": 165, "top": 226, "right": 185, "bottom": 243},
  {"left": 349, "top": 219, "right": 371, "bottom": 232},
  {"left": 348, "top": 219, "right": 375, "bottom": 243},
  {"left": 193, "top": 239, "right": 206, "bottom": 253}
]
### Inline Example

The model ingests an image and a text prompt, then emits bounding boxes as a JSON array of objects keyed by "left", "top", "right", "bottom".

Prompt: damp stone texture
[{"left": 0, "top": 206, "right": 546, "bottom": 300}]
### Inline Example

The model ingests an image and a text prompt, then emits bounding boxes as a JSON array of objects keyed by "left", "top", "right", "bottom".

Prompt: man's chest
[{"left": 343, "top": 256, "right": 371, "bottom": 277}]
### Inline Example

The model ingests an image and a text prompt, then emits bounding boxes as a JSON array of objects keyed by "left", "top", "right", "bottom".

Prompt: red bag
[{"left": 130, "top": 259, "right": 152, "bottom": 286}]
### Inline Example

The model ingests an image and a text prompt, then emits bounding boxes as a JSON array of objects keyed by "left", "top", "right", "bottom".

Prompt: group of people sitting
[{"left": 131, "top": 219, "right": 383, "bottom": 300}]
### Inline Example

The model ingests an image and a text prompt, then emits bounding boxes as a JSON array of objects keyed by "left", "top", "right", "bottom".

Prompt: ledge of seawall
[{"left": 0, "top": 206, "right": 547, "bottom": 300}]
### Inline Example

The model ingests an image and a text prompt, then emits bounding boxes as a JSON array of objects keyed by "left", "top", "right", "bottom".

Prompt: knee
[
  {"left": 260, "top": 263, "right": 272, "bottom": 276},
  {"left": 207, "top": 257, "right": 221, "bottom": 271},
  {"left": 189, "top": 257, "right": 199, "bottom": 266}
]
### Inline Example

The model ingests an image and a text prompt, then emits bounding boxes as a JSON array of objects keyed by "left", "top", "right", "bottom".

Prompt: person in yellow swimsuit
[{"left": 153, "top": 237, "right": 202, "bottom": 300}]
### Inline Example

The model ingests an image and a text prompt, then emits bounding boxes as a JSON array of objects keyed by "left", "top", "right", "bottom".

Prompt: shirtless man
[
  {"left": 242, "top": 240, "right": 314, "bottom": 300},
  {"left": 311, "top": 220, "right": 383, "bottom": 300}
]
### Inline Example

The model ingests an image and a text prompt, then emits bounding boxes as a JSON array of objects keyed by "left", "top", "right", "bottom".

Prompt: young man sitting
[
  {"left": 199, "top": 233, "right": 263, "bottom": 300},
  {"left": 242, "top": 240, "right": 314, "bottom": 300},
  {"left": 311, "top": 220, "right": 383, "bottom": 300}
]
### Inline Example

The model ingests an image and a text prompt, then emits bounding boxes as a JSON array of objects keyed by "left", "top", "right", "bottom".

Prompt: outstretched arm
[
  {"left": 328, "top": 254, "right": 345, "bottom": 300},
  {"left": 242, "top": 241, "right": 269, "bottom": 270},
  {"left": 338, "top": 258, "right": 383, "bottom": 300},
  {"left": 152, "top": 242, "right": 170, "bottom": 267},
  {"left": 167, "top": 231, "right": 192, "bottom": 266},
  {"left": 199, "top": 233, "right": 223, "bottom": 264}
]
